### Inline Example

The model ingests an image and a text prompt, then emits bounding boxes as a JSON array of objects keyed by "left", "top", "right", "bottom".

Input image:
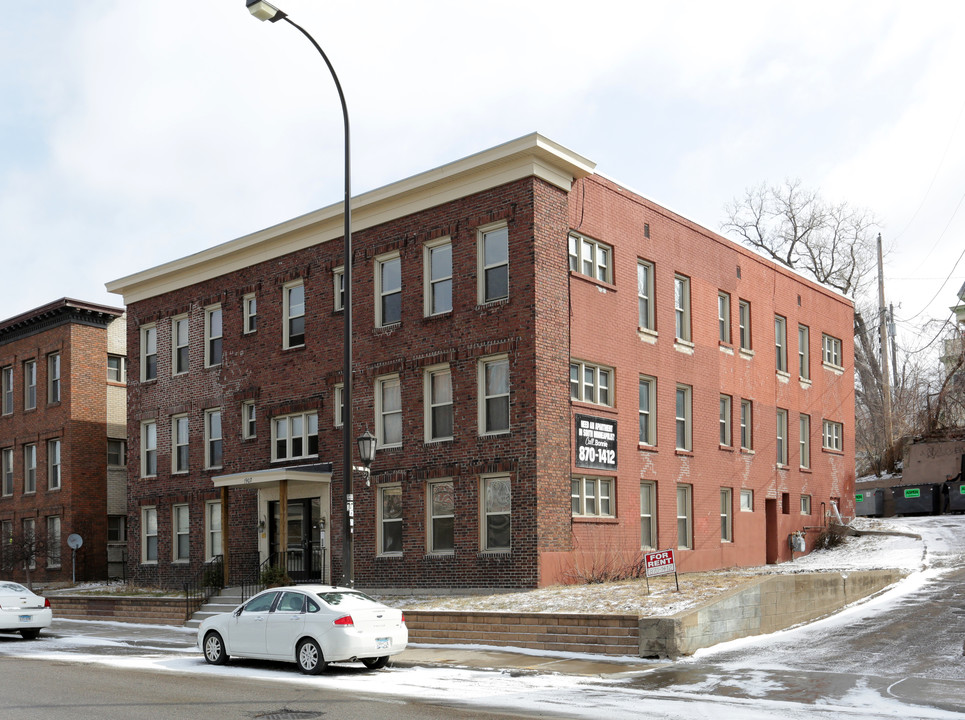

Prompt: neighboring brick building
[
  {"left": 106, "top": 134, "right": 855, "bottom": 590},
  {"left": 0, "top": 298, "right": 126, "bottom": 584}
]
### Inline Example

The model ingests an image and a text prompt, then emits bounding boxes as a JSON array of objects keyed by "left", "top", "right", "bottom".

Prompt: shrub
[{"left": 260, "top": 565, "right": 292, "bottom": 588}]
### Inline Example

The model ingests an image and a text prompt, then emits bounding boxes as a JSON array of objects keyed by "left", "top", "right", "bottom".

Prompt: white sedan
[
  {"left": 198, "top": 585, "right": 407, "bottom": 674},
  {"left": 0, "top": 581, "right": 52, "bottom": 640}
]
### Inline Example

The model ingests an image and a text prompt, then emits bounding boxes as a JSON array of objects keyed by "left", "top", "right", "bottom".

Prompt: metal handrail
[{"left": 183, "top": 555, "right": 224, "bottom": 620}]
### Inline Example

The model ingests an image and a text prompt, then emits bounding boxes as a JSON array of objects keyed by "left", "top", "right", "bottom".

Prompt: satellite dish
[{"left": 67, "top": 533, "right": 83, "bottom": 550}]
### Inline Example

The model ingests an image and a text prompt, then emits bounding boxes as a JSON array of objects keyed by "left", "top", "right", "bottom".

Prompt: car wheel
[
  {"left": 361, "top": 656, "right": 389, "bottom": 670},
  {"left": 296, "top": 638, "right": 326, "bottom": 675},
  {"left": 203, "top": 631, "right": 229, "bottom": 665},
  {"left": 20, "top": 629, "right": 40, "bottom": 640}
]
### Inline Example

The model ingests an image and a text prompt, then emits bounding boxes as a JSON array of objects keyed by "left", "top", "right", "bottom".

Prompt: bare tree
[
  {"left": 0, "top": 524, "right": 47, "bottom": 590},
  {"left": 722, "top": 180, "right": 880, "bottom": 298},
  {"left": 723, "top": 180, "right": 903, "bottom": 473}
]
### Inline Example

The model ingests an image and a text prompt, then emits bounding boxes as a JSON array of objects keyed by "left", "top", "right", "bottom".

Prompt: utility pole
[
  {"left": 877, "top": 233, "right": 895, "bottom": 459},
  {"left": 889, "top": 302, "right": 898, "bottom": 389}
]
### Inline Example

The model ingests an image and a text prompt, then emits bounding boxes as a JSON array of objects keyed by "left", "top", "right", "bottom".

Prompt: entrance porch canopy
[{"left": 211, "top": 463, "right": 332, "bottom": 585}]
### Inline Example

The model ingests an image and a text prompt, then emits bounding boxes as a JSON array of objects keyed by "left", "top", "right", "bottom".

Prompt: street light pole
[{"left": 246, "top": 0, "right": 355, "bottom": 587}]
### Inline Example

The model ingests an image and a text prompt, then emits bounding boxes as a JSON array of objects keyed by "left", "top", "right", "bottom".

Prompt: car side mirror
[{"left": 234, "top": 606, "right": 244, "bottom": 617}]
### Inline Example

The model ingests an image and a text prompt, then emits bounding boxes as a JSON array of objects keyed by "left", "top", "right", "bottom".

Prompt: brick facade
[
  {"left": 0, "top": 299, "right": 125, "bottom": 584},
  {"left": 109, "top": 134, "right": 854, "bottom": 590}
]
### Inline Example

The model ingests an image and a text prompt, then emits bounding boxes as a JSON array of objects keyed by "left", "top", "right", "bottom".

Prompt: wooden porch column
[
  {"left": 221, "top": 486, "right": 230, "bottom": 587},
  {"left": 278, "top": 479, "right": 288, "bottom": 571}
]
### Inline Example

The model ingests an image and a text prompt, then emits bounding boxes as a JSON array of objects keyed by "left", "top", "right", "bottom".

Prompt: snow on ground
[{"left": 384, "top": 516, "right": 927, "bottom": 617}]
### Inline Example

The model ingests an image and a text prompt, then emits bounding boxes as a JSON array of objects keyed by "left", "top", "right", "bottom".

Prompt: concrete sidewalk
[{"left": 50, "top": 618, "right": 661, "bottom": 677}]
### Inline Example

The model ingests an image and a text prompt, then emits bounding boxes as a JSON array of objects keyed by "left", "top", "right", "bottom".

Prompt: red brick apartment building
[
  {"left": 106, "top": 134, "right": 854, "bottom": 590},
  {"left": 0, "top": 298, "right": 127, "bottom": 584}
]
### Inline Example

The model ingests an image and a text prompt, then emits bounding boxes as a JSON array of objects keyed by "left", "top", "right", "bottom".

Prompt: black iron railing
[
  {"left": 238, "top": 549, "right": 327, "bottom": 603},
  {"left": 183, "top": 555, "right": 224, "bottom": 621}
]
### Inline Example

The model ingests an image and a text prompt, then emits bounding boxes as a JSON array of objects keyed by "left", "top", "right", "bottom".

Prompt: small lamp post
[{"left": 246, "top": 0, "right": 356, "bottom": 587}]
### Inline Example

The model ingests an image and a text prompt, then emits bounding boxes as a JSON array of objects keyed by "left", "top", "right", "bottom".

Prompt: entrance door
[
  {"left": 765, "top": 498, "right": 778, "bottom": 564},
  {"left": 268, "top": 498, "right": 323, "bottom": 583}
]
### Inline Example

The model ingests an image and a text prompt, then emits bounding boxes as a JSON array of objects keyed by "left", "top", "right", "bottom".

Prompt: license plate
[
  {"left": 376, "top": 637, "right": 390, "bottom": 650},
  {"left": 19, "top": 615, "right": 32, "bottom": 622}
]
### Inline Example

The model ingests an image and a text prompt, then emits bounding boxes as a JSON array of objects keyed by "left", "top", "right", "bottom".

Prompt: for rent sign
[
  {"left": 644, "top": 549, "right": 677, "bottom": 577},
  {"left": 575, "top": 414, "right": 617, "bottom": 471}
]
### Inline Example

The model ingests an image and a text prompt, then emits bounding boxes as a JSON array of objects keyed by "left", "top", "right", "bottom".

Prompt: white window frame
[
  {"left": 23, "top": 360, "right": 36, "bottom": 410},
  {"left": 570, "top": 360, "right": 613, "bottom": 407},
  {"left": 740, "top": 489, "right": 754, "bottom": 512},
  {"left": 738, "top": 300, "right": 752, "bottom": 352},
  {"left": 142, "top": 507, "right": 158, "bottom": 564},
  {"left": 675, "top": 384, "right": 692, "bottom": 451},
  {"left": 172, "top": 415, "right": 189, "bottom": 473},
  {"left": 798, "top": 324, "right": 810, "bottom": 379},
  {"left": 677, "top": 484, "right": 693, "bottom": 550},
  {"left": 638, "top": 375, "right": 656, "bottom": 446},
  {"left": 800, "top": 414, "right": 811, "bottom": 469},
  {"left": 481, "top": 474, "right": 511, "bottom": 552},
  {"left": 674, "top": 274, "right": 691, "bottom": 342},
  {"left": 1, "top": 448, "right": 12, "bottom": 497},
  {"left": 823, "top": 334, "right": 843, "bottom": 368},
  {"left": 801, "top": 495, "right": 812, "bottom": 515},
  {"left": 424, "top": 238, "right": 453, "bottom": 316},
  {"left": 242, "top": 401, "right": 257, "bottom": 439},
  {"left": 24, "top": 443, "right": 36, "bottom": 494},
  {"left": 719, "top": 394, "right": 732, "bottom": 446},
  {"left": 427, "top": 479, "right": 455, "bottom": 554},
  {"left": 172, "top": 315, "right": 189, "bottom": 375},
  {"left": 46, "top": 516, "right": 61, "bottom": 568},
  {"left": 272, "top": 411, "right": 319, "bottom": 461},
  {"left": 107, "top": 439, "right": 126, "bottom": 467},
  {"left": 776, "top": 408, "right": 789, "bottom": 466},
  {"left": 141, "top": 420, "right": 157, "bottom": 477},
  {"left": 740, "top": 399, "right": 753, "bottom": 451},
  {"left": 640, "top": 481, "right": 657, "bottom": 550},
  {"left": 775, "top": 315, "right": 788, "bottom": 373},
  {"left": 568, "top": 231, "right": 613, "bottom": 283},
  {"left": 375, "top": 375, "right": 402, "bottom": 449},
  {"left": 478, "top": 223, "right": 509, "bottom": 304},
  {"left": 823, "top": 419, "right": 843, "bottom": 451},
  {"left": 283, "top": 281, "right": 306, "bottom": 349},
  {"left": 47, "top": 353, "right": 60, "bottom": 404},
  {"left": 108, "top": 355, "right": 126, "bottom": 383},
  {"left": 378, "top": 483, "right": 403, "bottom": 556},
  {"left": 47, "top": 439, "right": 61, "bottom": 491},
  {"left": 637, "top": 260, "right": 655, "bottom": 331},
  {"left": 1, "top": 366, "right": 12, "bottom": 415},
  {"left": 718, "top": 292, "right": 731, "bottom": 343},
  {"left": 141, "top": 324, "right": 157, "bottom": 381},
  {"left": 205, "top": 305, "right": 223, "bottom": 368},
  {"left": 424, "top": 364, "right": 453, "bottom": 443},
  {"left": 720, "top": 488, "right": 733, "bottom": 542},
  {"left": 479, "top": 355, "right": 510, "bottom": 436},
  {"left": 376, "top": 252, "right": 402, "bottom": 327},
  {"left": 173, "top": 504, "right": 190, "bottom": 562},
  {"left": 243, "top": 293, "right": 257, "bottom": 334},
  {"left": 571, "top": 475, "right": 614, "bottom": 517},
  {"left": 205, "top": 409, "right": 223, "bottom": 470},
  {"left": 332, "top": 266, "right": 344, "bottom": 312},
  {"left": 333, "top": 383, "right": 344, "bottom": 428},
  {"left": 205, "top": 501, "right": 222, "bottom": 561}
]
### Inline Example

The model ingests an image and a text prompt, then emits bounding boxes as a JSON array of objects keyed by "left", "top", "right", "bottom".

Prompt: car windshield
[
  {"left": 0, "top": 582, "right": 29, "bottom": 594},
  {"left": 315, "top": 591, "right": 380, "bottom": 608}
]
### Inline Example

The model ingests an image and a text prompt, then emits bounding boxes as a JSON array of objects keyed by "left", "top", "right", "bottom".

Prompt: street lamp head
[
  {"left": 246, "top": 0, "right": 287, "bottom": 22},
  {"left": 357, "top": 430, "right": 377, "bottom": 469}
]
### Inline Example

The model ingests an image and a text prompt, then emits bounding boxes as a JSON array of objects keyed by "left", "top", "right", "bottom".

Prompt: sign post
[
  {"left": 67, "top": 533, "right": 83, "bottom": 584},
  {"left": 644, "top": 549, "right": 679, "bottom": 593}
]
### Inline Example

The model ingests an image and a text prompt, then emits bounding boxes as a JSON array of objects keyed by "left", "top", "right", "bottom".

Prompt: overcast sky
[{"left": 2, "top": 1, "right": 964, "bottom": 358}]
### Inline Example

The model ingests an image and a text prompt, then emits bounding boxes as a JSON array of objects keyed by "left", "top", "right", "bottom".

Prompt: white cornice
[{"left": 106, "top": 133, "right": 595, "bottom": 305}]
